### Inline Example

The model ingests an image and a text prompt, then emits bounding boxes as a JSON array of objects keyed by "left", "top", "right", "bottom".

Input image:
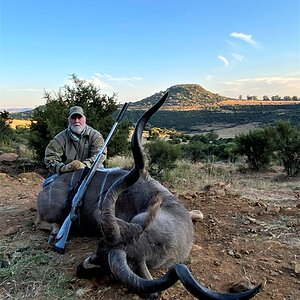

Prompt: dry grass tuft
[
  {"left": 106, "top": 155, "right": 134, "bottom": 169},
  {"left": 0, "top": 243, "right": 73, "bottom": 299}
]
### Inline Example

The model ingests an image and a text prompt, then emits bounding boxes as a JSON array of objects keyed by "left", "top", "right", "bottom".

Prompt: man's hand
[
  {"left": 59, "top": 160, "right": 86, "bottom": 173},
  {"left": 70, "top": 160, "right": 86, "bottom": 170}
]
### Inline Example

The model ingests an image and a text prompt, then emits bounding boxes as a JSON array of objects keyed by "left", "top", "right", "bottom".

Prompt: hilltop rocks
[{"left": 130, "top": 84, "right": 230, "bottom": 110}]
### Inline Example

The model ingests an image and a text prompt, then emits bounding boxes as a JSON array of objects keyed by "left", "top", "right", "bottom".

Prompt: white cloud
[
  {"left": 84, "top": 73, "right": 145, "bottom": 102},
  {"left": 218, "top": 55, "right": 229, "bottom": 67},
  {"left": 88, "top": 74, "right": 111, "bottom": 89},
  {"left": 82, "top": 73, "right": 143, "bottom": 93},
  {"left": 94, "top": 73, "right": 142, "bottom": 83},
  {"left": 220, "top": 75, "right": 300, "bottom": 98},
  {"left": 230, "top": 32, "right": 258, "bottom": 46},
  {"left": 237, "top": 76, "right": 300, "bottom": 85},
  {"left": 231, "top": 53, "right": 244, "bottom": 62}
]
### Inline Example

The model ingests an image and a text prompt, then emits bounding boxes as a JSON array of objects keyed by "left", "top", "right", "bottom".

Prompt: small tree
[
  {"left": 0, "top": 111, "right": 15, "bottom": 151},
  {"left": 273, "top": 121, "right": 300, "bottom": 176},
  {"left": 235, "top": 128, "right": 275, "bottom": 170},
  {"left": 181, "top": 141, "right": 207, "bottom": 162},
  {"left": 211, "top": 141, "right": 238, "bottom": 162},
  {"left": 145, "top": 140, "right": 181, "bottom": 177},
  {"left": 0, "top": 111, "right": 14, "bottom": 140}
]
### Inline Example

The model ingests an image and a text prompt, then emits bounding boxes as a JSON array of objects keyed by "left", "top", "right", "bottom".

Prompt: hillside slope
[
  {"left": 124, "top": 103, "right": 300, "bottom": 135},
  {"left": 129, "top": 84, "right": 232, "bottom": 110}
]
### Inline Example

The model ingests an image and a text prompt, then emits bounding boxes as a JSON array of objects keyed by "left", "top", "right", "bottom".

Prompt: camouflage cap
[{"left": 68, "top": 106, "right": 85, "bottom": 117}]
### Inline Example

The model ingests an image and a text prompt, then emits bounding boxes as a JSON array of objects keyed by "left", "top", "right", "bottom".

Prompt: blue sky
[{"left": 0, "top": 0, "right": 299, "bottom": 109}]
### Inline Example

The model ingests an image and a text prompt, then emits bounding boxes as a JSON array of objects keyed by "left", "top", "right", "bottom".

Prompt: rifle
[{"left": 52, "top": 102, "right": 129, "bottom": 253}]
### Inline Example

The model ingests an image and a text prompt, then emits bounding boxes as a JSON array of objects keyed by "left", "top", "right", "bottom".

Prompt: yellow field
[{"left": 8, "top": 119, "right": 32, "bottom": 129}]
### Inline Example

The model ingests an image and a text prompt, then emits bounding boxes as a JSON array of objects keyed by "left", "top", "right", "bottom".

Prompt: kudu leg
[
  {"left": 134, "top": 260, "right": 160, "bottom": 300},
  {"left": 48, "top": 223, "right": 60, "bottom": 244}
]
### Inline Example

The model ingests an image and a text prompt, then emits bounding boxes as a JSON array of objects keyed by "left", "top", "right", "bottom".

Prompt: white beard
[{"left": 70, "top": 124, "right": 84, "bottom": 135}]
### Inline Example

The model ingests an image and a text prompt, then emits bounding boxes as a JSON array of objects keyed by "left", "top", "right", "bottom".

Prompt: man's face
[{"left": 68, "top": 114, "right": 86, "bottom": 134}]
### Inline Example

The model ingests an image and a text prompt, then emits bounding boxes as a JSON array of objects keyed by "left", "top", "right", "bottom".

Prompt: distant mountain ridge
[
  {"left": 129, "top": 84, "right": 233, "bottom": 110},
  {"left": 1, "top": 107, "right": 32, "bottom": 113}
]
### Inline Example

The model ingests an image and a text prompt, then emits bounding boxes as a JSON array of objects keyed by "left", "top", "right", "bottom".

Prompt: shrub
[
  {"left": 273, "top": 121, "right": 300, "bottom": 176},
  {"left": 145, "top": 140, "right": 182, "bottom": 177},
  {"left": 0, "top": 111, "right": 15, "bottom": 141},
  {"left": 235, "top": 128, "right": 275, "bottom": 170},
  {"left": 0, "top": 111, "right": 17, "bottom": 152},
  {"left": 181, "top": 141, "right": 207, "bottom": 162},
  {"left": 181, "top": 133, "right": 236, "bottom": 163},
  {"left": 168, "top": 137, "right": 181, "bottom": 144},
  {"left": 211, "top": 141, "right": 238, "bottom": 162}
]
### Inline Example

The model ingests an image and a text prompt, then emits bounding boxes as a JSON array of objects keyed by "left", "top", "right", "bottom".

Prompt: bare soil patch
[
  {"left": 214, "top": 123, "right": 261, "bottom": 139},
  {"left": 0, "top": 168, "right": 299, "bottom": 299}
]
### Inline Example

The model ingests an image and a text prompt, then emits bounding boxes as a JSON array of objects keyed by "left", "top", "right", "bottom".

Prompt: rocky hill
[{"left": 129, "top": 84, "right": 233, "bottom": 110}]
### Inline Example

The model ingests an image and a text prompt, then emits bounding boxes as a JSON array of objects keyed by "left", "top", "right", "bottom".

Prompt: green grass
[{"left": 0, "top": 245, "right": 73, "bottom": 299}]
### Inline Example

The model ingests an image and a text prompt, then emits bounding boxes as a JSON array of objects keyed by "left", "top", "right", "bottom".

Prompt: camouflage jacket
[{"left": 44, "top": 125, "right": 107, "bottom": 173}]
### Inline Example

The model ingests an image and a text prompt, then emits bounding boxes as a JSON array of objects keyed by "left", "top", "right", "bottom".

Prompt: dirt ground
[{"left": 0, "top": 167, "right": 299, "bottom": 300}]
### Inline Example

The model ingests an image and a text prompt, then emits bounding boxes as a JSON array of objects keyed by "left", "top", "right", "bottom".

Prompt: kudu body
[{"left": 37, "top": 94, "right": 261, "bottom": 299}]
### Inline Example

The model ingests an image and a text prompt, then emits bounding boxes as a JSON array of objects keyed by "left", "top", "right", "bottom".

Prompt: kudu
[{"left": 37, "top": 94, "right": 261, "bottom": 299}]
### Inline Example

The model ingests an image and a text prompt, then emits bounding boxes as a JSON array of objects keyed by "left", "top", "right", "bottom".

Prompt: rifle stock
[
  {"left": 52, "top": 215, "right": 71, "bottom": 253},
  {"left": 52, "top": 102, "right": 129, "bottom": 253}
]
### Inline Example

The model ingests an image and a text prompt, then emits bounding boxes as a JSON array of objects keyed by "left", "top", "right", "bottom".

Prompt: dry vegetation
[
  {"left": 7, "top": 119, "right": 32, "bottom": 129},
  {"left": 219, "top": 100, "right": 300, "bottom": 106}
]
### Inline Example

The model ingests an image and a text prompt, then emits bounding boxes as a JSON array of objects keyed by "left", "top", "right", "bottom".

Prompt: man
[{"left": 44, "top": 106, "right": 106, "bottom": 175}]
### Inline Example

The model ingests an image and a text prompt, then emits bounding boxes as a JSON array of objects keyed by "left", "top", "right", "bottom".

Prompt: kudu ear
[{"left": 144, "top": 192, "right": 162, "bottom": 228}]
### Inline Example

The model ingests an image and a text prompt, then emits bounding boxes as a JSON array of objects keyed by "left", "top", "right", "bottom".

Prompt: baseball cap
[{"left": 68, "top": 106, "right": 85, "bottom": 118}]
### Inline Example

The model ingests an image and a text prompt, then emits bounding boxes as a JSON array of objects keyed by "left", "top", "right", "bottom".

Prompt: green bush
[
  {"left": 0, "top": 111, "right": 17, "bottom": 153},
  {"left": 181, "top": 141, "right": 207, "bottom": 162},
  {"left": 234, "top": 122, "right": 300, "bottom": 174},
  {"left": 209, "top": 141, "right": 237, "bottom": 162},
  {"left": 168, "top": 137, "right": 182, "bottom": 144},
  {"left": 273, "top": 121, "right": 300, "bottom": 175},
  {"left": 0, "top": 111, "right": 15, "bottom": 145},
  {"left": 181, "top": 133, "right": 236, "bottom": 163},
  {"left": 145, "top": 140, "right": 182, "bottom": 177},
  {"left": 234, "top": 128, "right": 275, "bottom": 171}
]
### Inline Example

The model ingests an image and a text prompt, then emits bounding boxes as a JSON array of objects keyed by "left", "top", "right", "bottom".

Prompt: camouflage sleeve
[
  {"left": 82, "top": 133, "right": 107, "bottom": 168},
  {"left": 44, "top": 138, "right": 65, "bottom": 173}
]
